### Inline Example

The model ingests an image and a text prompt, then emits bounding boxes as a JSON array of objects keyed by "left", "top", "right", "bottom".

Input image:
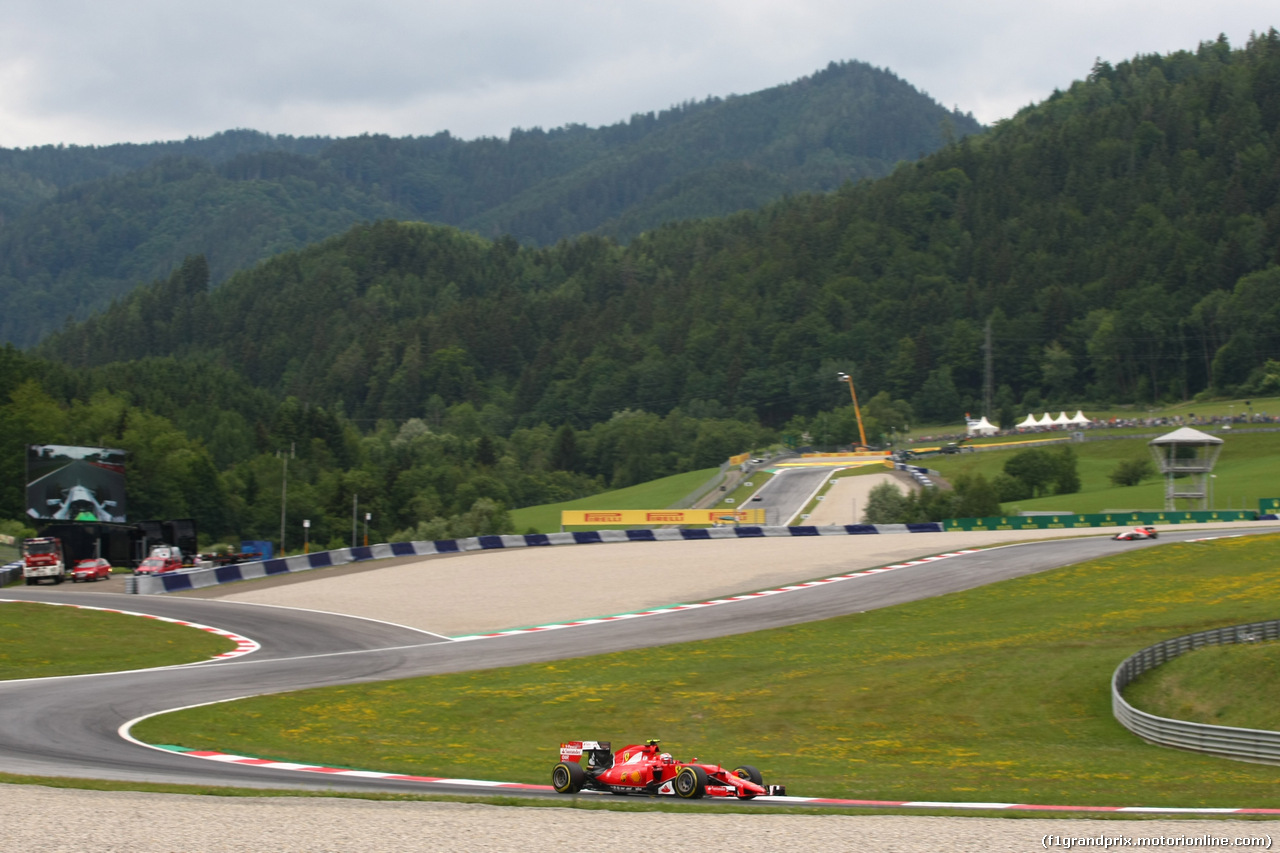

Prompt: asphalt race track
[
  {"left": 747, "top": 467, "right": 829, "bottom": 525},
  {"left": 0, "top": 527, "right": 1269, "bottom": 803}
]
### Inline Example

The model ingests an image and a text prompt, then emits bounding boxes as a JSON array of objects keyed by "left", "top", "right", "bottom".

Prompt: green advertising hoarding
[{"left": 944, "top": 509, "right": 1257, "bottom": 532}]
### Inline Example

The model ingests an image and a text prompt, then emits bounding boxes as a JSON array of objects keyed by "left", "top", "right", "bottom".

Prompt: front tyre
[
  {"left": 674, "top": 765, "right": 707, "bottom": 799},
  {"left": 733, "top": 764, "right": 763, "bottom": 799},
  {"left": 552, "top": 761, "right": 586, "bottom": 794}
]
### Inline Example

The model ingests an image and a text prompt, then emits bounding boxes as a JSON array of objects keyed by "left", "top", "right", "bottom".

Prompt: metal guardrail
[
  {"left": 0, "top": 561, "right": 24, "bottom": 586},
  {"left": 1112, "top": 619, "right": 1280, "bottom": 764}
]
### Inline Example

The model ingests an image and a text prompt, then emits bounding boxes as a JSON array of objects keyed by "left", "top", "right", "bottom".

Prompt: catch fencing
[{"left": 1112, "top": 619, "right": 1280, "bottom": 764}]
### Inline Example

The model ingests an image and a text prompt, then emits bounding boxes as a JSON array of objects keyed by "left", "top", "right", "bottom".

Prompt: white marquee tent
[{"left": 966, "top": 416, "right": 999, "bottom": 436}]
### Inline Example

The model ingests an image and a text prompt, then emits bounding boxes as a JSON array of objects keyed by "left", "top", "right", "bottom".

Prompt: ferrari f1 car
[
  {"left": 1113, "top": 525, "right": 1159, "bottom": 541},
  {"left": 552, "top": 739, "right": 785, "bottom": 799}
]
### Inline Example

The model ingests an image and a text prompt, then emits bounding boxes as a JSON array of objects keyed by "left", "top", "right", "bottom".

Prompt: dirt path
[{"left": 802, "top": 471, "right": 913, "bottom": 525}]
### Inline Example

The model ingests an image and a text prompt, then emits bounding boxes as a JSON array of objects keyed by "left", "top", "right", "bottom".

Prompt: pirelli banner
[{"left": 561, "top": 509, "right": 767, "bottom": 527}]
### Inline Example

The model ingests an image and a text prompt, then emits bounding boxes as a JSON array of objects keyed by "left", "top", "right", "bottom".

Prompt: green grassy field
[
  {"left": 510, "top": 468, "right": 720, "bottom": 533},
  {"left": 134, "top": 533, "right": 1280, "bottom": 808},
  {"left": 928, "top": 430, "right": 1280, "bottom": 516},
  {"left": 1125, "top": 641, "right": 1280, "bottom": 732},
  {"left": 0, "top": 602, "right": 235, "bottom": 678}
]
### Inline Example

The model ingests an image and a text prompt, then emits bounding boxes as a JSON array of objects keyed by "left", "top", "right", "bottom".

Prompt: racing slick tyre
[
  {"left": 733, "top": 765, "right": 763, "bottom": 799},
  {"left": 674, "top": 765, "right": 708, "bottom": 799},
  {"left": 552, "top": 761, "right": 586, "bottom": 794}
]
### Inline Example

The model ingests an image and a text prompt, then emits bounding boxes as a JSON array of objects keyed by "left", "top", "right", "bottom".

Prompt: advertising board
[{"left": 560, "top": 509, "right": 767, "bottom": 527}]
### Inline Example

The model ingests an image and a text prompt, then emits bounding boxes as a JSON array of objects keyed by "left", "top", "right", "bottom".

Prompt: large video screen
[{"left": 26, "top": 445, "right": 128, "bottom": 523}]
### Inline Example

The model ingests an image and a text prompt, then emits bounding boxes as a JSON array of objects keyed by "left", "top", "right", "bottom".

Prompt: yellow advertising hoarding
[
  {"left": 561, "top": 509, "right": 766, "bottom": 527},
  {"left": 728, "top": 452, "right": 751, "bottom": 465},
  {"left": 801, "top": 451, "right": 891, "bottom": 458}
]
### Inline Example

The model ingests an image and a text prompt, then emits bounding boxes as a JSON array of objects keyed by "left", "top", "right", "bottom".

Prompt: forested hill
[
  {"left": 0, "top": 60, "right": 980, "bottom": 347},
  {"left": 40, "top": 33, "right": 1280, "bottom": 431}
]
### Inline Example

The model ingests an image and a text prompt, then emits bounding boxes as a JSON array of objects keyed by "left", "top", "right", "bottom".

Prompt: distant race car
[
  {"left": 70, "top": 557, "right": 113, "bottom": 582},
  {"left": 1113, "top": 526, "right": 1159, "bottom": 541},
  {"left": 552, "top": 739, "right": 785, "bottom": 800}
]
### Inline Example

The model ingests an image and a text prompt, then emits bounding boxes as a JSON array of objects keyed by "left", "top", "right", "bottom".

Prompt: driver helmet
[{"left": 660, "top": 753, "right": 673, "bottom": 764}]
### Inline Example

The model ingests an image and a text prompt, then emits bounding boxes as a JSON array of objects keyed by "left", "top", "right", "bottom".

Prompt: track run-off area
[{"left": 5, "top": 523, "right": 1280, "bottom": 845}]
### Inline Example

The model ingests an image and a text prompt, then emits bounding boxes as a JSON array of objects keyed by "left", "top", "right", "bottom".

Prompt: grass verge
[
  {"left": 929, "top": 431, "right": 1280, "bottom": 515},
  {"left": 1124, "top": 640, "right": 1280, "bottom": 731},
  {"left": 134, "top": 534, "right": 1280, "bottom": 808},
  {"left": 0, "top": 602, "right": 235, "bottom": 678},
  {"left": 510, "top": 468, "right": 720, "bottom": 533}
]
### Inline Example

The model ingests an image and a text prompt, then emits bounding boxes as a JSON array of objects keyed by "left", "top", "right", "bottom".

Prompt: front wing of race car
[{"left": 648, "top": 767, "right": 786, "bottom": 799}]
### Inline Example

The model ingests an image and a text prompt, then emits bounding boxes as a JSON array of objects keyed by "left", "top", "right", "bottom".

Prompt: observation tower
[{"left": 1148, "top": 427, "right": 1223, "bottom": 511}]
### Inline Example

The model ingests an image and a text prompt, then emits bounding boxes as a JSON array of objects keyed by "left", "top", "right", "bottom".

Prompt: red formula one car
[
  {"left": 552, "top": 739, "right": 785, "bottom": 799},
  {"left": 1113, "top": 525, "right": 1159, "bottom": 541}
]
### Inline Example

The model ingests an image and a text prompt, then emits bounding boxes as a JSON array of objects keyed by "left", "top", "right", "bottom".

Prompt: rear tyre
[
  {"left": 552, "top": 761, "right": 585, "bottom": 794},
  {"left": 674, "top": 765, "right": 707, "bottom": 799}
]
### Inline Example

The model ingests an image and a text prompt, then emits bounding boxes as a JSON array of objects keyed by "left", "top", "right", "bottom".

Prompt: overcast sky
[{"left": 0, "top": 1, "right": 1274, "bottom": 148}]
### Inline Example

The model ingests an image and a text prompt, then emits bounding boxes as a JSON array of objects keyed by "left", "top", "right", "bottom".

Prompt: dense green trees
[
  {"left": 44, "top": 32, "right": 1280, "bottom": 434},
  {"left": 996, "top": 447, "right": 1081, "bottom": 501},
  {"left": 0, "top": 344, "right": 776, "bottom": 549},
  {"left": 0, "top": 62, "right": 979, "bottom": 346},
  {"left": 862, "top": 473, "right": 1001, "bottom": 524},
  {"left": 10, "top": 33, "right": 1280, "bottom": 545}
]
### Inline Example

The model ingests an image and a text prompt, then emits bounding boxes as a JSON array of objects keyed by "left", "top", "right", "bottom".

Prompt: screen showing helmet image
[{"left": 25, "top": 444, "right": 128, "bottom": 523}]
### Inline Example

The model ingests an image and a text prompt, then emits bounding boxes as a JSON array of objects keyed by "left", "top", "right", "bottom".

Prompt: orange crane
[{"left": 836, "top": 372, "right": 869, "bottom": 449}]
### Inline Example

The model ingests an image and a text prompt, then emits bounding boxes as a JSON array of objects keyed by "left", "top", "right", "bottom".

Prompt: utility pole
[
  {"left": 351, "top": 494, "right": 358, "bottom": 548},
  {"left": 279, "top": 441, "right": 294, "bottom": 555},
  {"left": 983, "top": 318, "right": 994, "bottom": 421}
]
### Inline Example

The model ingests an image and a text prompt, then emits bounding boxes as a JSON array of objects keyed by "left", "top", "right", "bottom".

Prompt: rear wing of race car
[{"left": 559, "top": 741, "right": 611, "bottom": 763}]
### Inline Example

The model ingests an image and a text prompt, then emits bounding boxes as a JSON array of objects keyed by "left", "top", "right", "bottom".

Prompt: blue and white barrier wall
[{"left": 125, "top": 523, "right": 945, "bottom": 595}]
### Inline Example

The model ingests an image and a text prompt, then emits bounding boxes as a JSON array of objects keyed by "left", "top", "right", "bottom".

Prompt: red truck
[{"left": 22, "top": 537, "right": 67, "bottom": 585}]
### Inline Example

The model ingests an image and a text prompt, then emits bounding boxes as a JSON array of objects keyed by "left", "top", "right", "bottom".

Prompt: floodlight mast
[{"left": 837, "top": 372, "right": 869, "bottom": 449}]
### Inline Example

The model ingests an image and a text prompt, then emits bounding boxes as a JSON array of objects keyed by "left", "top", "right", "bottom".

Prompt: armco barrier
[
  {"left": 1, "top": 560, "right": 23, "bottom": 586},
  {"left": 1112, "top": 619, "right": 1280, "bottom": 765},
  {"left": 126, "top": 523, "right": 945, "bottom": 594}
]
